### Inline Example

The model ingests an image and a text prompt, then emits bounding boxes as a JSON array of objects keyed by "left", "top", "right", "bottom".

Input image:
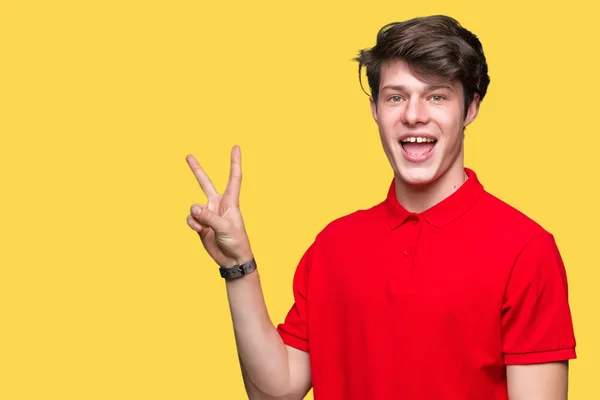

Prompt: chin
[{"left": 395, "top": 165, "right": 440, "bottom": 187}]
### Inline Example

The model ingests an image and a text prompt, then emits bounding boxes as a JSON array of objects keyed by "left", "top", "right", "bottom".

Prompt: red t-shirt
[{"left": 277, "top": 168, "right": 576, "bottom": 399}]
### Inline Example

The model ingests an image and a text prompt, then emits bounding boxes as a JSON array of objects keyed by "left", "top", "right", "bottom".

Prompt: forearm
[{"left": 226, "top": 270, "right": 292, "bottom": 397}]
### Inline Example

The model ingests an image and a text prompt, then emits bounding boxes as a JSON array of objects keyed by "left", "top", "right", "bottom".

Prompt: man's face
[{"left": 370, "top": 60, "right": 480, "bottom": 186}]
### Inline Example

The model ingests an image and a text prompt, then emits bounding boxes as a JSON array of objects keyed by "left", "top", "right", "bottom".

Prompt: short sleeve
[
  {"left": 276, "top": 243, "right": 314, "bottom": 353},
  {"left": 501, "top": 231, "right": 577, "bottom": 364}
]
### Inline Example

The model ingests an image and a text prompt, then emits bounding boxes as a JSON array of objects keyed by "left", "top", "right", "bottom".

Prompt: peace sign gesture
[{"left": 186, "top": 146, "right": 253, "bottom": 268}]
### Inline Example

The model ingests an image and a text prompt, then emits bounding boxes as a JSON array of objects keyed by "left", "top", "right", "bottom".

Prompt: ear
[
  {"left": 463, "top": 93, "right": 481, "bottom": 128},
  {"left": 370, "top": 96, "right": 379, "bottom": 124}
]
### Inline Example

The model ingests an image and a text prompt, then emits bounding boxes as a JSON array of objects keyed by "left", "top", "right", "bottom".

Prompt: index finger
[{"left": 186, "top": 154, "right": 219, "bottom": 198}]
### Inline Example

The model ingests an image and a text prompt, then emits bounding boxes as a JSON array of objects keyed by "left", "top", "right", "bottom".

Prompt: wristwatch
[{"left": 219, "top": 258, "right": 257, "bottom": 280}]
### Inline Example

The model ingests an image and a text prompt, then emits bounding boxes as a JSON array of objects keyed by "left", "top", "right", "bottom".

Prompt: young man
[{"left": 185, "top": 15, "right": 576, "bottom": 400}]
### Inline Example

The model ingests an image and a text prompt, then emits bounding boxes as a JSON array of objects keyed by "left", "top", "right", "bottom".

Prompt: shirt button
[
  {"left": 404, "top": 249, "right": 410, "bottom": 257},
  {"left": 412, "top": 219, "right": 417, "bottom": 224}
]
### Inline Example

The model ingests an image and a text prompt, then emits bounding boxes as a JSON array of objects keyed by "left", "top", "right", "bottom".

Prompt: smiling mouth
[{"left": 400, "top": 137, "right": 437, "bottom": 156}]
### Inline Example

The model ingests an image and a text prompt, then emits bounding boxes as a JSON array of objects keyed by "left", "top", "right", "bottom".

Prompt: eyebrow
[{"left": 380, "top": 84, "right": 456, "bottom": 93}]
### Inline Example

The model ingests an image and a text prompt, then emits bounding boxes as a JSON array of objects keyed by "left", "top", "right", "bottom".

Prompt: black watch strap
[{"left": 219, "top": 258, "right": 257, "bottom": 280}]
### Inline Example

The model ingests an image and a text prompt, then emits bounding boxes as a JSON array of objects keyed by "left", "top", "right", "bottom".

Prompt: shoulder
[
  {"left": 473, "top": 191, "right": 565, "bottom": 273},
  {"left": 477, "top": 190, "right": 553, "bottom": 243}
]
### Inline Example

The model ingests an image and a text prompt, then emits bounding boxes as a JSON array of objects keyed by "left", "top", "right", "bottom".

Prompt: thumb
[{"left": 192, "top": 207, "right": 229, "bottom": 234}]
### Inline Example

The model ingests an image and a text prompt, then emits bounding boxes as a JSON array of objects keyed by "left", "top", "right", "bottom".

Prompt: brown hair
[{"left": 355, "top": 15, "right": 490, "bottom": 115}]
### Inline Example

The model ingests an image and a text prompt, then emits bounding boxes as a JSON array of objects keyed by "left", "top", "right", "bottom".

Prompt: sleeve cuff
[
  {"left": 504, "top": 347, "right": 576, "bottom": 365},
  {"left": 277, "top": 325, "right": 309, "bottom": 353}
]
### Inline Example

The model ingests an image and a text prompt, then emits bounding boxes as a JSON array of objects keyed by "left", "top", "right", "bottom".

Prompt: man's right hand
[
  {"left": 186, "top": 145, "right": 253, "bottom": 268},
  {"left": 185, "top": 146, "right": 313, "bottom": 399}
]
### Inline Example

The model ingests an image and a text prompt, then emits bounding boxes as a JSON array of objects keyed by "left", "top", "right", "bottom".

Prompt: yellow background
[{"left": 1, "top": 0, "right": 598, "bottom": 398}]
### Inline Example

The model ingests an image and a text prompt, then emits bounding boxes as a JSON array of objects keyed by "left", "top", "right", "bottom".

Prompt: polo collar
[{"left": 385, "top": 168, "right": 485, "bottom": 229}]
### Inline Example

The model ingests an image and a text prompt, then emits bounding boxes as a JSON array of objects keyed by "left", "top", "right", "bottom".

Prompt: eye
[
  {"left": 429, "top": 95, "right": 445, "bottom": 102},
  {"left": 389, "top": 95, "right": 404, "bottom": 103}
]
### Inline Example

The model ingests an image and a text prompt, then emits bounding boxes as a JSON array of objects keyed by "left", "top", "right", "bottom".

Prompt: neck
[{"left": 394, "top": 163, "right": 468, "bottom": 213}]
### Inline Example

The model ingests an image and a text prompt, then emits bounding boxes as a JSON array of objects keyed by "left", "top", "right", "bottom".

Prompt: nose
[{"left": 401, "top": 97, "right": 429, "bottom": 125}]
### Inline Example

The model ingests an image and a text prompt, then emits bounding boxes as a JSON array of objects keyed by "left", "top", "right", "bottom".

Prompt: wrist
[
  {"left": 235, "top": 254, "right": 254, "bottom": 266},
  {"left": 220, "top": 252, "right": 253, "bottom": 269},
  {"left": 234, "top": 247, "right": 254, "bottom": 266}
]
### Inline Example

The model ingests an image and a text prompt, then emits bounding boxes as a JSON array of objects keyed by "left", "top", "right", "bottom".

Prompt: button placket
[
  {"left": 388, "top": 217, "right": 421, "bottom": 295},
  {"left": 403, "top": 215, "right": 419, "bottom": 259},
  {"left": 403, "top": 216, "right": 420, "bottom": 272}
]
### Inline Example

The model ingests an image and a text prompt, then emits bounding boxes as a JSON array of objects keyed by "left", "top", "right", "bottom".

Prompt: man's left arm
[
  {"left": 501, "top": 231, "right": 577, "bottom": 399},
  {"left": 507, "top": 361, "right": 569, "bottom": 400}
]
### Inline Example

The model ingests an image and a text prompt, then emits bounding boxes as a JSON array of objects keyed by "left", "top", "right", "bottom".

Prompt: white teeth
[{"left": 401, "top": 137, "right": 436, "bottom": 143}]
